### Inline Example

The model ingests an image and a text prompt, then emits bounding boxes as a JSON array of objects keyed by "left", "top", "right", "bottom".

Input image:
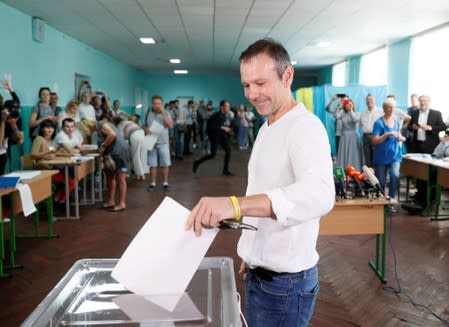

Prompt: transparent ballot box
[{"left": 22, "top": 257, "right": 241, "bottom": 326}]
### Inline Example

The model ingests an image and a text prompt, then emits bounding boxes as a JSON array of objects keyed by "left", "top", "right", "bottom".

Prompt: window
[
  {"left": 409, "top": 25, "right": 449, "bottom": 120},
  {"left": 359, "top": 47, "right": 387, "bottom": 86},
  {"left": 332, "top": 61, "right": 347, "bottom": 86}
]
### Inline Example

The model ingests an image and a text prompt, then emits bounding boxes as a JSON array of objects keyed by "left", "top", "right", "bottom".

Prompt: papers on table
[
  {"left": 143, "top": 120, "right": 164, "bottom": 151},
  {"left": 16, "top": 183, "right": 37, "bottom": 216},
  {"left": 70, "top": 156, "right": 94, "bottom": 161},
  {"left": 111, "top": 197, "right": 218, "bottom": 312},
  {"left": 4, "top": 171, "right": 41, "bottom": 180}
]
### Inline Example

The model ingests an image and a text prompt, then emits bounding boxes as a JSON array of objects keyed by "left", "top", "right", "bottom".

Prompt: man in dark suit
[
  {"left": 193, "top": 99, "right": 233, "bottom": 176},
  {"left": 402, "top": 95, "right": 446, "bottom": 213}
]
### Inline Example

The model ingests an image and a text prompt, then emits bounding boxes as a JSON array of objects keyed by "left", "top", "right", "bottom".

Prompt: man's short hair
[
  {"left": 62, "top": 117, "right": 75, "bottom": 128},
  {"left": 240, "top": 38, "right": 291, "bottom": 79},
  {"left": 152, "top": 95, "right": 163, "bottom": 102},
  {"left": 219, "top": 99, "right": 229, "bottom": 108}
]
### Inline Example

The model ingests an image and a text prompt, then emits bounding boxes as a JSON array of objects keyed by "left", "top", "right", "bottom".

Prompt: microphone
[
  {"left": 346, "top": 166, "right": 366, "bottom": 197},
  {"left": 362, "top": 165, "right": 388, "bottom": 199},
  {"left": 334, "top": 166, "right": 348, "bottom": 199}
]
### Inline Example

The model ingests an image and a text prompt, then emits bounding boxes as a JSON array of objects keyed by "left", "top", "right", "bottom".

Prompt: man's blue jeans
[
  {"left": 375, "top": 161, "right": 400, "bottom": 198},
  {"left": 245, "top": 265, "right": 319, "bottom": 327}
]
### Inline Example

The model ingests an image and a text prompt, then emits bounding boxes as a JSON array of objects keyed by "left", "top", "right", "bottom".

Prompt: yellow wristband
[{"left": 229, "top": 196, "right": 241, "bottom": 222}]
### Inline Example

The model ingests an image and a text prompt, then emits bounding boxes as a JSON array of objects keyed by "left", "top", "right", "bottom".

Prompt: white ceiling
[{"left": 3, "top": 0, "right": 449, "bottom": 74}]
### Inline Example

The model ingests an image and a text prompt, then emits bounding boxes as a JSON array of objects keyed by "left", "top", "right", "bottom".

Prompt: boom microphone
[{"left": 346, "top": 166, "right": 366, "bottom": 197}]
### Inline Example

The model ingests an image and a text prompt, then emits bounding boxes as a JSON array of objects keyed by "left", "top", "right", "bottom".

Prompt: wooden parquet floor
[{"left": 0, "top": 147, "right": 448, "bottom": 326}]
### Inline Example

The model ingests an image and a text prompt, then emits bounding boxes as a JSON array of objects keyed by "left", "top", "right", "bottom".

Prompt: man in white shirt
[
  {"left": 360, "top": 94, "right": 383, "bottom": 167},
  {"left": 78, "top": 90, "right": 96, "bottom": 121},
  {"left": 54, "top": 117, "right": 83, "bottom": 155},
  {"left": 185, "top": 39, "right": 335, "bottom": 326}
]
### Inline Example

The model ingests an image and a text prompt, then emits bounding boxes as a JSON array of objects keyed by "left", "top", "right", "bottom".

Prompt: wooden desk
[
  {"left": 321, "top": 198, "right": 393, "bottom": 282},
  {"left": 433, "top": 162, "right": 449, "bottom": 221},
  {"left": 400, "top": 157, "right": 435, "bottom": 215},
  {"left": 0, "top": 170, "right": 59, "bottom": 277},
  {"left": 40, "top": 157, "right": 95, "bottom": 219}
]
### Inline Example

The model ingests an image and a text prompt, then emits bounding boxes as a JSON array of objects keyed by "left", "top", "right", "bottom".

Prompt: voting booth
[{"left": 22, "top": 257, "right": 241, "bottom": 326}]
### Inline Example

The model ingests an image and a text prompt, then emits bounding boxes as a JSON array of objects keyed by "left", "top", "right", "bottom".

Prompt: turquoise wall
[
  {"left": 144, "top": 74, "right": 247, "bottom": 107},
  {"left": 388, "top": 39, "right": 411, "bottom": 109}
]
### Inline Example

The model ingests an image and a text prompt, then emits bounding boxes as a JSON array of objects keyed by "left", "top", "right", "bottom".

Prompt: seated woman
[{"left": 31, "top": 119, "right": 75, "bottom": 206}]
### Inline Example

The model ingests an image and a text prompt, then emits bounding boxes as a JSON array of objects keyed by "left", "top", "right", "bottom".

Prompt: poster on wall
[{"left": 75, "top": 73, "right": 91, "bottom": 100}]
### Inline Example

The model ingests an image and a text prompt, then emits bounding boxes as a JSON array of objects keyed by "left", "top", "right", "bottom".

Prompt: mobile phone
[{"left": 336, "top": 93, "right": 347, "bottom": 98}]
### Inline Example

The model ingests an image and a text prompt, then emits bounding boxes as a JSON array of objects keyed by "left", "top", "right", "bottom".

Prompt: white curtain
[
  {"left": 409, "top": 26, "right": 449, "bottom": 121},
  {"left": 359, "top": 47, "right": 387, "bottom": 86},
  {"left": 332, "top": 61, "right": 347, "bottom": 87}
]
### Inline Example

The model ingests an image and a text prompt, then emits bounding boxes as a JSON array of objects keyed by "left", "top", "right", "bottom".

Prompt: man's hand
[
  {"left": 185, "top": 197, "right": 235, "bottom": 237},
  {"left": 421, "top": 124, "right": 432, "bottom": 131},
  {"left": 221, "top": 126, "right": 231, "bottom": 133},
  {"left": 412, "top": 123, "right": 420, "bottom": 130},
  {"left": 1, "top": 109, "right": 9, "bottom": 122},
  {"left": 238, "top": 260, "right": 247, "bottom": 280},
  {"left": 143, "top": 127, "right": 151, "bottom": 135},
  {"left": 2, "top": 79, "right": 12, "bottom": 92}
]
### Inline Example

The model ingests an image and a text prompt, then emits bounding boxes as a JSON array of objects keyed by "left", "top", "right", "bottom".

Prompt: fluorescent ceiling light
[
  {"left": 291, "top": 60, "right": 297, "bottom": 65},
  {"left": 316, "top": 41, "right": 331, "bottom": 48},
  {"left": 170, "top": 58, "right": 181, "bottom": 64},
  {"left": 139, "top": 37, "right": 155, "bottom": 44},
  {"left": 135, "top": 104, "right": 143, "bottom": 109},
  {"left": 174, "top": 70, "right": 188, "bottom": 74}
]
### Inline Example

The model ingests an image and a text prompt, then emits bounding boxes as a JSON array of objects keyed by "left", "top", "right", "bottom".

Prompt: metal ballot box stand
[{"left": 22, "top": 257, "right": 241, "bottom": 327}]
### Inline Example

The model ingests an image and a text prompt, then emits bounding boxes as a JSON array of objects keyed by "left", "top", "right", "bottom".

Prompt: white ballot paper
[
  {"left": 16, "top": 183, "right": 37, "bottom": 216},
  {"left": 143, "top": 120, "right": 164, "bottom": 151},
  {"left": 111, "top": 197, "right": 218, "bottom": 312}
]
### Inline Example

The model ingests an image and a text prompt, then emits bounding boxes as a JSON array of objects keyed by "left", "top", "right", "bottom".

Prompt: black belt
[{"left": 252, "top": 267, "right": 290, "bottom": 281}]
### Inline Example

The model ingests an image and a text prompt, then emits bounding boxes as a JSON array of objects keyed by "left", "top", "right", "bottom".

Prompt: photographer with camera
[
  {"left": 0, "top": 79, "right": 24, "bottom": 174},
  {"left": 326, "top": 93, "right": 346, "bottom": 151}
]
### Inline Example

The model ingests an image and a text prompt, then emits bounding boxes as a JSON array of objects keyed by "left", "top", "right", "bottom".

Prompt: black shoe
[
  {"left": 222, "top": 171, "right": 234, "bottom": 176},
  {"left": 193, "top": 161, "right": 199, "bottom": 173},
  {"left": 162, "top": 183, "right": 171, "bottom": 191},
  {"left": 387, "top": 205, "right": 397, "bottom": 214},
  {"left": 401, "top": 202, "right": 423, "bottom": 214}
]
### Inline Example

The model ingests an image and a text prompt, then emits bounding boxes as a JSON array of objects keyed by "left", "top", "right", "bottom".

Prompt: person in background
[
  {"left": 186, "top": 38, "right": 334, "bottom": 327},
  {"left": 196, "top": 100, "right": 206, "bottom": 148},
  {"left": 29, "top": 87, "right": 58, "bottom": 139},
  {"left": 0, "top": 79, "right": 24, "bottom": 174},
  {"left": 144, "top": 95, "right": 174, "bottom": 191},
  {"left": 53, "top": 118, "right": 83, "bottom": 155},
  {"left": 245, "top": 105, "right": 256, "bottom": 147},
  {"left": 360, "top": 94, "right": 383, "bottom": 167},
  {"left": 237, "top": 104, "right": 249, "bottom": 149},
  {"left": 432, "top": 128, "right": 449, "bottom": 159},
  {"left": 58, "top": 100, "right": 81, "bottom": 128},
  {"left": 112, "top": 115, "right": 146, "bottom": 181},
  {"left": 50, "top": 92, "right": 63, "bottom": 117},
  {"left": 326, "top": 94, "right": 343, "bottom": 153},
  {"left": 372, "top": 98, "right": 406, "bottom": 212},
  {"left": 97, "top": 119, "right": 129, "bottom": 212},
  {"left": 407, "top": 93, "right": 420, "bottom": 116},
  {"left": 184, "top": 100, "right": 195, "bottom": 155},
  {"left": 99, "top": 92, "right": 111, "bottom": 121},
  {"left": 336, "top": 98, "right": 363, "bottom": 171},
  {"left": 402, "top": 95, "right": 446, "bottom": 214},
  {"left": 404, "top": 94, "right": 420, "bottom": 151},
  {"left": 31, "top": 119, "right": 74, "bottom": 207},
  {"left": 173, "top": 99, "right": 186, "bottom": 159},
  {"left": 193, "top": 99, "right": 233, "bottom": 176},
  {"left": 77, "top": 81, "right": 97, "bottom": 142},
  {"left": 111, "top": 100, "right": 128, "bottom": 119}
]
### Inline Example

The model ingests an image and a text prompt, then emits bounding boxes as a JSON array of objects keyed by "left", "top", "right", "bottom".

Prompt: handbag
[{"left": 103, "top": 154, "right": 116, "bottom": 173}]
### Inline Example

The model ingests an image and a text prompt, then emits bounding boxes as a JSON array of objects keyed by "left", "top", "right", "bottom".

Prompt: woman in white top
[{"left": 58, "top": 99, "right": 81, "bottom": 128}]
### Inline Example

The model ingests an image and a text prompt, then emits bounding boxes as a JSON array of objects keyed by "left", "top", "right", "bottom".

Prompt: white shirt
[
  {"left": 237, "top": 104, "right": 335, "bottom": 273},
  {"left": 53, "top": 130, "right": 83, "bottom": 148},
  {"left": 360, "top": 107, "right": 383, "bottom": 134},
  {"left": 78, "top": 103, "right": 96, "bottom": 121},
  {"left": 417, "top": 110, "right": 429, "bottom": 141}
]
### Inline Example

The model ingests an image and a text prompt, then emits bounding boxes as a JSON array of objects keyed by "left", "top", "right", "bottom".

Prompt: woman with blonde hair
[{"left": 58, "top": 99, "right": 81, "bottom": 128}]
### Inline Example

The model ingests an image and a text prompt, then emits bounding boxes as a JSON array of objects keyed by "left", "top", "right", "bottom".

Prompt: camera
[
  {"left": 336, "top": 93, "right": 347, "bottom": 98},
  {"left": 3, "top": 100, "right": 20, "bottom": 119},
  {"left": 445, "top": 128, "right": 449, "bottom": 135}
]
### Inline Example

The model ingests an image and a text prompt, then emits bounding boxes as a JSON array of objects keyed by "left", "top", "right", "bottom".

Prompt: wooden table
[
  {"left": 432, "top": 161, "right": 449, "bottom": 221},
  {"left": 40, "top": 157, "right": 95, "bottom": 219},
  {"left": 0, "top": 170, "right": 59, "bottom": 277},
  {"left": 321, "top": 198, "right": 394, "bottom": 282}
]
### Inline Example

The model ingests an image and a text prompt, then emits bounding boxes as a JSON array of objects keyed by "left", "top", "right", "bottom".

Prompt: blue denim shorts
[
  {"left": 147, "top": 143, "right": 171, "bottom": 167},
  {"left": 245, "top": 265, "right": 319, "bottom": 327}
]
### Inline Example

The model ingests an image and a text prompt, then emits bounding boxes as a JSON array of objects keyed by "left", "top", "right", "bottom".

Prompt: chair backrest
[{"left": 21, "top": 155, "right": 34, "bottom": 170}]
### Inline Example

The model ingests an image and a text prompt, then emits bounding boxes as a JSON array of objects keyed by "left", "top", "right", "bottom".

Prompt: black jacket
[{"left": 408, "top": 109, "right": 446, "bottom": 153}]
